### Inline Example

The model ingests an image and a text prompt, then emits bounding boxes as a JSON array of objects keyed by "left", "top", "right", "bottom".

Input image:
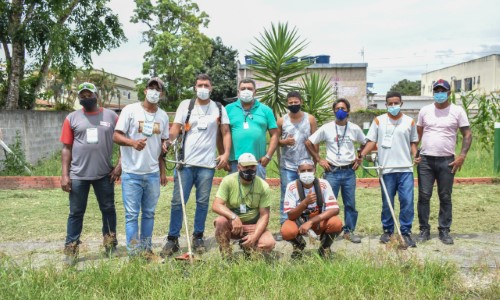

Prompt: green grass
[
  {"left": 2, "top": 253, "right": 498, "bottom": 299},
  {"left": 0, "top": 184, "right": 499, "bottom": 242}
]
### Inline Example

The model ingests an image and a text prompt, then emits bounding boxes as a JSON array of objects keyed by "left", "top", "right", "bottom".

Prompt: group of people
[{"left": 60, "top": 75, "right": 471, "bottom": 262}]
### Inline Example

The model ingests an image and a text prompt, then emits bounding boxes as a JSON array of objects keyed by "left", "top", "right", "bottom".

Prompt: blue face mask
[
  {"left": 387, "top": 105, "right": 401, "bottom": 116},
  {"left": 335, "top": 108, "right": 348, "bottom": 120},
  {"left": 434, "top": 92, "right": 448, "bottom": 104}
]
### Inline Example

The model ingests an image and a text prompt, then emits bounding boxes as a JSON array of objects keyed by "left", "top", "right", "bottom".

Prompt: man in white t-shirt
[
  {"left": 415, "top": 79, "right": 472, "bottom": 245},
  {"left": 160, "top": 74, "right": 231, "bottom": 257},
  {"left": 281, "top": 159, "right": 343, "bottom": 258},
  {"left": 305, "top": 98, "right": 365, "bottom": 243},
  {"left": 360, "top": 91, "right": 418, "bottom": 247},
  {"left": 113, "top": 77, "right": 169, "bottom": 257}
]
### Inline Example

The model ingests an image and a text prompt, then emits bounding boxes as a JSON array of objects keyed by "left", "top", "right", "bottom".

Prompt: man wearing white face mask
[
  {"left": 225, "top": 78, "right": 279, "bottom": 179},
  {"left": 161, "top": 74, "right": 231, "bottom": 256},
  {"left": 415, "top": 79, "right": 472, "bottom": 245},
  {"left": 360, "top": 91, "right": 419, "bottom": 248},
  {"left": 281, "top": 159, "right": 343, "bottom": 258},
  {"left": 113, "top": 77, "right": 169, "bottom": 257}
]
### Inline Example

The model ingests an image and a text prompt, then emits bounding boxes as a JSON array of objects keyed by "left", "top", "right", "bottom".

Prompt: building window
[
  {"left": 477, "top": 76, "right": 480, "bottom": 84},
  {"left": 454, "top": 80, "right": 462, "bottom": 92},
  {"left": 464, "top": 78, "right": 472, "bottom": 91}
]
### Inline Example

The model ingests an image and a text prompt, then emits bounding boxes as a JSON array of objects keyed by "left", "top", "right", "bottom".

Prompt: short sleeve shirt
[
  {"left": 115, "top": 102, "right": 169, "bottom": 174},
  {"left": 417, "top": 103, "right": 470, "bottom": 157},
  {"left": 283, "top": 179, "right": 339, "bottom": 214},
  {"left": 366, "top": 114, "right": 418, "bottom": 174},
  {"left": 226, "top": 99, "right": 277, "bottom": 161},
  {"left": 173, "top": 99, "right": 230, "bottom": 168},
  {"left": 308, "top": 121, "right": 365, "bottom": 166},
  {"left": 60, "top": 108, "right": 118, "bottom": 180},
  {"left": 215, "top": 173, "right": 272, "bottom": 224}
]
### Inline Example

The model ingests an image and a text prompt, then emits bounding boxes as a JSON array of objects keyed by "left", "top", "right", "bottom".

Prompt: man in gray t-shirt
[{"left": 60, "top": 82, "right": 121, "bottom": 263}]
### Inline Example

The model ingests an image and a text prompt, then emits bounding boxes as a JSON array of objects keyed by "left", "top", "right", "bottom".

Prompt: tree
[
  {"left": 301, "top": 73, "right": 335, "bottom": 125},
  {"left": 0, "top": 0, "right": 126, "bottom": 110},
  {"left": 200, "top": 37, "right": 238, "bottom": 103},
  {"left": 131, "top": 0, "right": 212, "bottom": 110},
  {"left": 388, "top": 79, "right": 421, "bottom": 95},
  {"left": 248, "top": 22, "right": 311, "bottom": 118}
]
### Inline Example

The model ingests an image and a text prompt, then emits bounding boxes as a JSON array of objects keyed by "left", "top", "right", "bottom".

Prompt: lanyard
[
  {"left": 196, "top": 102, "right": 211, "bottom": 117},
  {"left": 335, "top": 122, "right": 348, "bottom": 154},
  {"left": 238, "top": 176, "right": 254, "bottom": 205},
  {"left": 143, "top": 107, "right": 157, "bottom": 123},
  {"left": 83, "top": 109, "right": 102, "bottom": 129},
  {"left": 385, "top": 118, "right": 401, "bottom": 136}
]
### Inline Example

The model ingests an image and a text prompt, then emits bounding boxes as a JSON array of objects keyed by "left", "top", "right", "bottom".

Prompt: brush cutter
[{"left": 362, "top": 153, "right": 414, "bottom": 249}]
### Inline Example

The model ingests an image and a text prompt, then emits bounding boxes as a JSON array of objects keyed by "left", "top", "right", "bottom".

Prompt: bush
[{"left": 0, "top": 131, "right": 31, "bottom": 175}]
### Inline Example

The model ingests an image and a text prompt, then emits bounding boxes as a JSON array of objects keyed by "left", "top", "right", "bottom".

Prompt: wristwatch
[
  {"left": 230, "top": 214, "right": 237, "bottom": 220},
  {"left": 265, "top": 154, "right": 272, "bottom": 160}
]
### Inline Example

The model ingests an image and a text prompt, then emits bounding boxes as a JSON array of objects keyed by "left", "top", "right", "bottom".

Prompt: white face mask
[
  {"left": 197, "top": 88, "right": 210, "bottom": 100},
  {"left": 299, "top": 172, "right": 315, "bottom": 185},
  {"left": 239, "top": 89, "right": 254, "bottom": 103},
  {"left": 146, "top": 89, "right": 160, "bottom": 104}
]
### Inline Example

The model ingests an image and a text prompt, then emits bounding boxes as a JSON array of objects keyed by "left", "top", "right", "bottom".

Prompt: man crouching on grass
[
  {"left": 281, "top": 159, "right": 343, "bottom": 258},
  {"left": 212, "top": 153, "right": 275, "bottom": 256}
]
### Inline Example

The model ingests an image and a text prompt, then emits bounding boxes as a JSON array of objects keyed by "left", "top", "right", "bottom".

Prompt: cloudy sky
[{"left": 92, "top": 0, "right": 500, "bottom": 94}]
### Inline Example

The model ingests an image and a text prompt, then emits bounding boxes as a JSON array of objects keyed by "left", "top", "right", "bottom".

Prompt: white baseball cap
[{"left": 238, "top": 153, "right": 258, "bottom": 166}]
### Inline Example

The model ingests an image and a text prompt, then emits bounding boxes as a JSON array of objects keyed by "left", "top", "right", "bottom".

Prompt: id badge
[
  {"left": 86, "top": 128, "right": 98, "bottom": 144},
  {"left": 197, "top": 116, "right": 208, "bottom": 130},
  {"left": 240, "top": 204, "right": 247, "bottom": 214},
  {"left": 243, "top": 122, "right": 249, "bottom": 130},
  {"left": 142, "top": 121, "right": 154, "bottom": 137},
  {"left": 381, "top": 134, "right": 393, "bottom": 148}
]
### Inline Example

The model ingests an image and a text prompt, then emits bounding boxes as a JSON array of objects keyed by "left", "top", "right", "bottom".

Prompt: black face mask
[
  {"left": 239, "top": 169, "right": 256, "bottom": 181},
  {"left": 288, "top": 104, "right": 301, "bottom": 114},
  {"left": 80, "top": 97, "right": 97, "bottom": 111}
]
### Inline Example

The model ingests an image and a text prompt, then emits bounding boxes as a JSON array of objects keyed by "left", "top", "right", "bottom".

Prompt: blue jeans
[
  {"left": 230, "top": 161, "right": 266, "bottom": 179},
  {"left": 279, "top": 167, "right": 300, "bottom": 224},
  {"left": 65, "top": 175, "right": 116, "bottom": 245},
  {"left": 380, "top": 172, "right": 414, "bottom": 235},
  {"left": 121, "top": 171, "right": 161, "bottom": 254},
  {"left": 168, "top": 167, "right": 215, "bottom": 238},
  {"left": 323, "top": 168, "right": 357, "bottom": 233}
]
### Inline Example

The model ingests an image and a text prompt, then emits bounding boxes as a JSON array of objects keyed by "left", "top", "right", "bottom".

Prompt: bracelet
[{"left": 265, "top": 154, "right": 272, "bottom": 160}]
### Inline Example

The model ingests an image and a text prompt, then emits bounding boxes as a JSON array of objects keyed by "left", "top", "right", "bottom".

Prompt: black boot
[
  {"left": 318, "top": 233, "right": 336, "bottom": 258},
  {"left": 289, "top": 235, "right": 306, "bottom": 259}
]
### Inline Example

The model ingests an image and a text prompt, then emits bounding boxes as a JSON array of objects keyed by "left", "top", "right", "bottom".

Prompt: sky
[{"left": 88, "top": 0, "right": 499, "bottom": 94}]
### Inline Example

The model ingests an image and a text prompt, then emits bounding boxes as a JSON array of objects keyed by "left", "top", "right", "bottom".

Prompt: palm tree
[
  {"left": 301, "top": 72, "right": 335, "bottom": 125},
  {"left": 247, "top": 22, "right": 311, "bottom": 118}
]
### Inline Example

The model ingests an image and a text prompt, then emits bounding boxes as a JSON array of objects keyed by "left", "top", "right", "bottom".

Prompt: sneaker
[
  {"left": 439, "top": 230, "right": 454, "bottom": 245},
  {"left": 160, "top": 237, "right": 180, "bottom": 257},
  {"left": 192, "top": 236, "right": 206, "bottom": 254},
  {"left": 103, "top": 233, "right": 118, "bottom": 253},
  {"left": 402, "top": 234, "right": 417, "bottom": 248},
  {"left": 343, "top": 232, "right": 362, "bottom": 243},
  {"left": 415, "top": 229, "right": 430, "bottom": 243},
  {"left": 380, "top": 232, "right": 392, "bottom": 244}
]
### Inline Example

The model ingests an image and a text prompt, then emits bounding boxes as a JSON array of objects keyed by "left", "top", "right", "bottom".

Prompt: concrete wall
[{"left": 0, "top": 110, "right": 68, "bottom": 166}]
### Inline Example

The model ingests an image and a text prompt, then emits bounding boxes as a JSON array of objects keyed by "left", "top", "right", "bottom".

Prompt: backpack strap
[
  {"left": 295, "top": 178, "right": 324, "bottom": 213},
  {"left": 177, "top": 98, "right": 197, "bottom": 168}
]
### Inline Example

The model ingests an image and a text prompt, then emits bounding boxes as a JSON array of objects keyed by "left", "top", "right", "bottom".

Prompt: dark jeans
[
  {"left": 380, "top": 172, "right": 414, "bottom": 235},
  {"left": 65, "top": 175, "right": 116, "bottom": 246},
  {"left": 323, "top": 168, "right": 358, "bottom": 233},
  {"left": 417, "top": 155, "right": 455, "bottom": 231}
]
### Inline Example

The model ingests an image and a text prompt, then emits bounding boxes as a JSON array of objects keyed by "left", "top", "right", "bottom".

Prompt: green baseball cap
[{"left": 78, "top": 82, "right": 97, "bottom": 94}]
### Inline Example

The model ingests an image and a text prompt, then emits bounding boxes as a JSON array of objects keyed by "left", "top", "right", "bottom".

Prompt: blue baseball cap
[{"left": 433, "top": 79, "right": 450, "bottom": 91}]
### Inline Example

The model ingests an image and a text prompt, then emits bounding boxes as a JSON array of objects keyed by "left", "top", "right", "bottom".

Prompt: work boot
[
  {"left": 343, "top": 232, "right": 362, "bottom": 243},
  {"left": 64, "top": 241, "right": 80, "bottom": 266},
  {"left": 380, "top": 232, "right": 392, "bottom": 244},
  {"left": 415, "top": 229, "right": 430, "bottom": 243},
  {"left": 439, "top": 229, "right": 454, "bottom": 245},
  {"left": 192, "top": 234, "right": 206, "bottom": 254},
  {"left": 160, "top": 236, "right": 180, "bottom": 258},
  {"left": 103, "top": 233, "right": 118, "bottom": 254},
  {"left": 402, "top": 233, "right": 417, "bottom": 248},
  {"left": 318, "top": 233, "right": 336, "bottom": 258},
  {"left": 290, "top": 235, "right": 306, "bottom": 259}
]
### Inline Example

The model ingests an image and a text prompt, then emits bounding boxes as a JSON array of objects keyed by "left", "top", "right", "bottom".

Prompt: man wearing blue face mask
[
  {"left": 305, "top": 98, "right": 365, "bottom": 243},
  {"left": 360, "top": 92, "right": 419, "bottom": 247},
  {"left": 415, "top": 79, "right": 472, "bottom": 245}
]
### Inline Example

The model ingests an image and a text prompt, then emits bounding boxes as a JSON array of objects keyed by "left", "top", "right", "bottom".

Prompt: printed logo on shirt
[
  {"left": 100, "top": 121, "right": 111, "bottom": 127},
  {"left": 138, "top": 121, "right": 161, "bottom": 134}
]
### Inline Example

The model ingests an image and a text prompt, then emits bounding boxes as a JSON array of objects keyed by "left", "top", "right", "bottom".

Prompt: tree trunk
[
  {"left": 33, "top": 48, "right": 53, "bottom": 95},
  {"left": 6, "top": 41, "right": 25, "bottom": 110}
]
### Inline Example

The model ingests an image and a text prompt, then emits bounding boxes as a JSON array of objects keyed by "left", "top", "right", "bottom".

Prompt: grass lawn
[{"left": 0, "top": 184, "right": 499, "bottom": 299}]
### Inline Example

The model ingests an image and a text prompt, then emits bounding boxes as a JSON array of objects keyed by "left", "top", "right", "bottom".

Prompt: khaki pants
[{"left": 214, "top": 216, "right": 276, "bottom": 253}]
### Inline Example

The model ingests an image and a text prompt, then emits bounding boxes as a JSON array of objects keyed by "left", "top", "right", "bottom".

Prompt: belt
[
  {"left": 329, "top": 163, "right": 354, "bottom": 170},
  {"left": 421, "top": 155, "right": 454, "bottom": 159}
]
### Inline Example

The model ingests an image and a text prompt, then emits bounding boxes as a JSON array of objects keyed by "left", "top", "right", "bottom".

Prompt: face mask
[
  {"left": 335, "top": 108, "right": 348, "bottom": 120},
  {"left": 434, "top": 92, "right": 448, "bottom": 104},
  {"left": 387, "top": 105, "right": 401, "bottom": 116},
  {"left": 239, "top": 169, "right": 256, "bottom": 181},
  {"left": 299, "top": 171, "right": 315, "bottom": 185},
  {"left": 197, "top": 87, "right": 210, "bottom": 100},
  {"left": 146, "top": 89, "right": 160, "bottom": 104},
  {"left": 80, "top": 97, "right": 97, "bottom": 111},
  {"left": 288, "top": 104, "right": 301, "bottom": 114},
  {"left": 239, "top": 90, "right": 254, "bottom": 103}
]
